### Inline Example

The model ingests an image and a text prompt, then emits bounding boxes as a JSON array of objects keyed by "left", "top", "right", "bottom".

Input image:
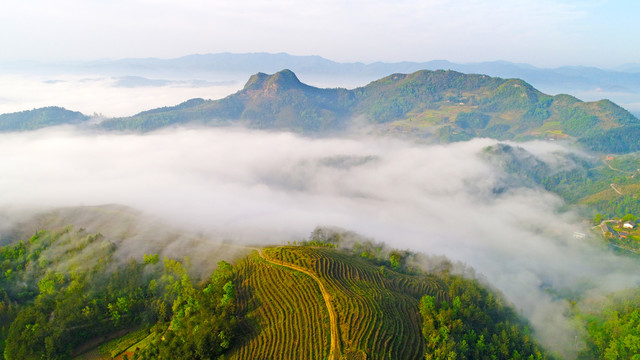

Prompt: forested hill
[
  {"left": 100, "top": 69, "right": 353, "bottom": 133},
  {"left": 0, "top": 106, "right": 89, "bottom": 131},
  {"left": 98, "top": 69, "right": 640, "bottom": 153},
  {"left": 0, "top": 221, "right": 550, "bottom": 360}
]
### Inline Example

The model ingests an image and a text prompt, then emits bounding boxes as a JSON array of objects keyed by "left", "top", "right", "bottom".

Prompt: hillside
[
  {"left": 100, "top": 70, "right": 354, "bottom": 133},
  {"left": 482, "top": 144, "right": 640, "bottom": 218},
  {"left": 0, "top": 106, "right": 89, "bottom": 131},
  {"left": 0, "top": 219, "right": 549, "bottom": 360},
  {"left": 229, "top": 246, "right": 446, "bottom": 360},
  {"left": 99, "top": 69, "right": 639, "bottom": 153}
]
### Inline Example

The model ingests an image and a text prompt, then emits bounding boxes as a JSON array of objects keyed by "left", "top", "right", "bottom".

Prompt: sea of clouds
[{"left": 1, "top": 125, "right": 639, "bottom": 357}]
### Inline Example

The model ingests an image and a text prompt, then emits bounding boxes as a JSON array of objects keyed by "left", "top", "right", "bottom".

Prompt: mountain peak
[{"left": 243, "top": 69, "right": 304, "bottom": 92}]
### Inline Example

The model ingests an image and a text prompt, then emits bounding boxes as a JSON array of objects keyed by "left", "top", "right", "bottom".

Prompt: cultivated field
[{"left": 234, "top": 246, "right": 449, "bottom": 360}]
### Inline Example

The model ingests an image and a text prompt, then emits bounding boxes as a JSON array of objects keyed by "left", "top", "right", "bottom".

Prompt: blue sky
[{"left": 0, "top": 0, "right": 638, "bottom": 67}]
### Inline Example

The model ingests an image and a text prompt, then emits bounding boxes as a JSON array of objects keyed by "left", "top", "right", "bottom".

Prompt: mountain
[
  {"left": 8, "top": 53, "right": 640, "bottom": 95},
  {"left": 0, "top": 106, "right": 89, "bottom": 131},
  {"left": 615, "top": 63, "right": 640, "bottom": 73},
  {"left": 101, "top": 69, "right": 640, "bottom": 153},
  {"left": 100, "top": 69, "right": 354, "bottom": 133}
]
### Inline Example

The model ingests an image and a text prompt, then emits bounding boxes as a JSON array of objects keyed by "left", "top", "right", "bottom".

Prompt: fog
[
  {"left": 1, "top": 126, "right": 639, "bottom": 357},
  {"left": 0, "top": 73, "right": 376, "bottom": 118},
  {"left": 0, "top": 74, "right": 242, "bottom": 117}
]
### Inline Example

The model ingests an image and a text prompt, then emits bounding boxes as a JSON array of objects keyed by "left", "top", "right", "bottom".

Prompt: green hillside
[
  {"left": 0, "top": 106, "right": 89, "bottom": 131},
  {"left": 99, "top": 69, "right": 639, "bottom": 153},
  {"left": 4, "top": 70, "right": 636, "bottom": 153},
  {"left": 0, "top": 223, "right": 549, "bottom": 360},
  {"left": 576, "top": 287, "right": 640, "bottom": 359},
  {"left": 482, "top": 144, "right": 640, "bottom": 220},
  {"left": 229, "top": 246, "right": 444, "bottom": 360},
  {"left": 100, "top": 70, "right": 354, "bottom": 133}
]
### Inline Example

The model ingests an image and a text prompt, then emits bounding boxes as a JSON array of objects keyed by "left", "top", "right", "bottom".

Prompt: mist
[
  {"left": 0, "top": 73, "right": 369, "bottom": 118},
  {"left": 0, "top": 74, "right": 242, "bottom": 117},
  {"left": 1, "top": 126, "right": 639, "bottom": 357}
]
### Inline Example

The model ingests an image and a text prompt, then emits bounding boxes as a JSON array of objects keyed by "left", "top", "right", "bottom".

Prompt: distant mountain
[
  {"left": 90, "top": 54, "right": 640, "bottom": 95},
  {"left": 615, "top": 63, "right": 640, "bottom": 73},
  {"left": 80, "top": 53, "right": 640, "bottom": 89},
  {"left": 5, "top": 52, "right": 640, "bottom": 117},
  {"left": 101, "top": 69, "right": 640, "bottom": 153},
  {"left": 0, "top": 106, "right": 89, "bottom": 131},
  {"left": 6, "top": 53, "right": 640, "bottom": 94}
]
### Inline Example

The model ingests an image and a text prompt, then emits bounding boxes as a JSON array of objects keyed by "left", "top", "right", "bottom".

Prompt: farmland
[
  {"left": 227, "top": 251, "right": 330, "bottom": 360},
  {"left": 237, "top": 246, "right": 449, "bottom": 360}
]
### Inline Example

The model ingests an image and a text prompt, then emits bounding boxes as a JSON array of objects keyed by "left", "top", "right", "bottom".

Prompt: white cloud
[
  {"left": 1, "top": 126, "right": 638, "bottom": 356},
  {"left": 0, "top": 75, "right": 241, "bottom": 117}
]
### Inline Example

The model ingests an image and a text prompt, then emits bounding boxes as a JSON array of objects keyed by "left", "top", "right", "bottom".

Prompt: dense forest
[
  {"left": 0, "top": 227, "right": 237, "bottom": 360},
  {"left": 0, "top": 107, "right": 88, "bottom": 131},
  {"left": 577, "top": 288, "right": 640, "bottom": 359}
]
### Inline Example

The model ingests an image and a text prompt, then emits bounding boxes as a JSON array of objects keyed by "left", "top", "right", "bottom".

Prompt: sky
[{"left": 1, "top": 0, "right": 638, "bottom": 68}]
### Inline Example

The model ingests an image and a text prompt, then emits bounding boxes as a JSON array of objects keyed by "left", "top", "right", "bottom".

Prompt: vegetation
[
  {"left": 578, "top": 126, "right": 640, "bottom": 154},
  {"left": 3, "top": 69, "right": 637, "bottom": 154},
  {"left": 419, "top": 278, "right": 547, "bottom": 360},
  {"left": 101, "top": 70, "right": 353, "bottom": 133},
  {"left": 132, "top": 259, "right": 238, "bottom": 360},
  {"left": 227, "top": 252, "right": 330, "bottom": 360},
  {"left": 482, "top": 144, "right": 640, "bottom": 220},
  {"left": 95, "top": 69, "right": 638, "bottom": 153},
  {"left": 0, "top": 228, "right": 157, "bottom": 359},
  {"left": 0, "top": 227, "right": 238, "bottom": 360},
  {"left": 0, "top": 224, "right": 551, "bottom": 360},
  {"left": 260, "top": 246, "right": 441, "bottom": 359},
  {"left": 577, "top": 288, "right": 640, "bottom": 359},
  {"left": 0, "top": 106, "right": 88, "bottom": 131},
  {"left": 232, "top": 228, "right": 551, "bottom": 360},
  {"left": 97, "top": 327, "right": 151, "bottom": 359}
]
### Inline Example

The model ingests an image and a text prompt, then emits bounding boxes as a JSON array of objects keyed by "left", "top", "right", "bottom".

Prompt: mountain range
[
  {"left": 3, "top": 68, "right": 639, "bottom": 153},
  {"left": 97, "top": 69, "right": 638, "bottom": 153},
  {"left": 5, "top": 52, "right": 640, "bottom": 97}
]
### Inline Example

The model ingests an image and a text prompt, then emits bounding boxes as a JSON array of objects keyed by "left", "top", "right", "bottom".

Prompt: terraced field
[
  {"left": 240, "top": 247, "right": 447, "bottom": 359},
  {"left": 228, "top": 252, "right": 331, "bottom": 360},
  {"left": 258, "top": 248, "right": 340, "bottom": 360},
  {"left": 70, "top": 246, "right": 449, "bottom": 360}
]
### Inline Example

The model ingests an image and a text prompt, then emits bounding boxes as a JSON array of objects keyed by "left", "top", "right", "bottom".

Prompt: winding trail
[
  {"left": 256, "top": 248, "right": 340, "bottom": 360},
  {"left": 610, "top": 183, "right": 624, "bottom": 195}
]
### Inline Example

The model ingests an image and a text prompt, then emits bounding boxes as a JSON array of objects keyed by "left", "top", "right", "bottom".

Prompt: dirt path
[
  {"left": 610, "top": 183, "right": 624, "bottom": 195},
  {"left": 256, "top": 249, "right": 340, "bottom": 360}
]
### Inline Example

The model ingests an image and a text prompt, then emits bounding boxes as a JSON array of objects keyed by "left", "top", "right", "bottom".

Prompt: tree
[{"left": 593, "top": 213, "right": 603, "bottom": 225}]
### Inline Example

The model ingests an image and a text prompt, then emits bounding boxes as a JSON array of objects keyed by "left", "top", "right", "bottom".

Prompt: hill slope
[
  {"left": 0, "top": 220, "right": 549, "bottom": 360},
  {"left": 229, "top": 246, "right": 446, "bottom": 360},
  {"left": 100, "top": 69, "right": 639, "bottom": 152},
  {"left": 0, "top": 106, "right": 89, "bottom": 131}
]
